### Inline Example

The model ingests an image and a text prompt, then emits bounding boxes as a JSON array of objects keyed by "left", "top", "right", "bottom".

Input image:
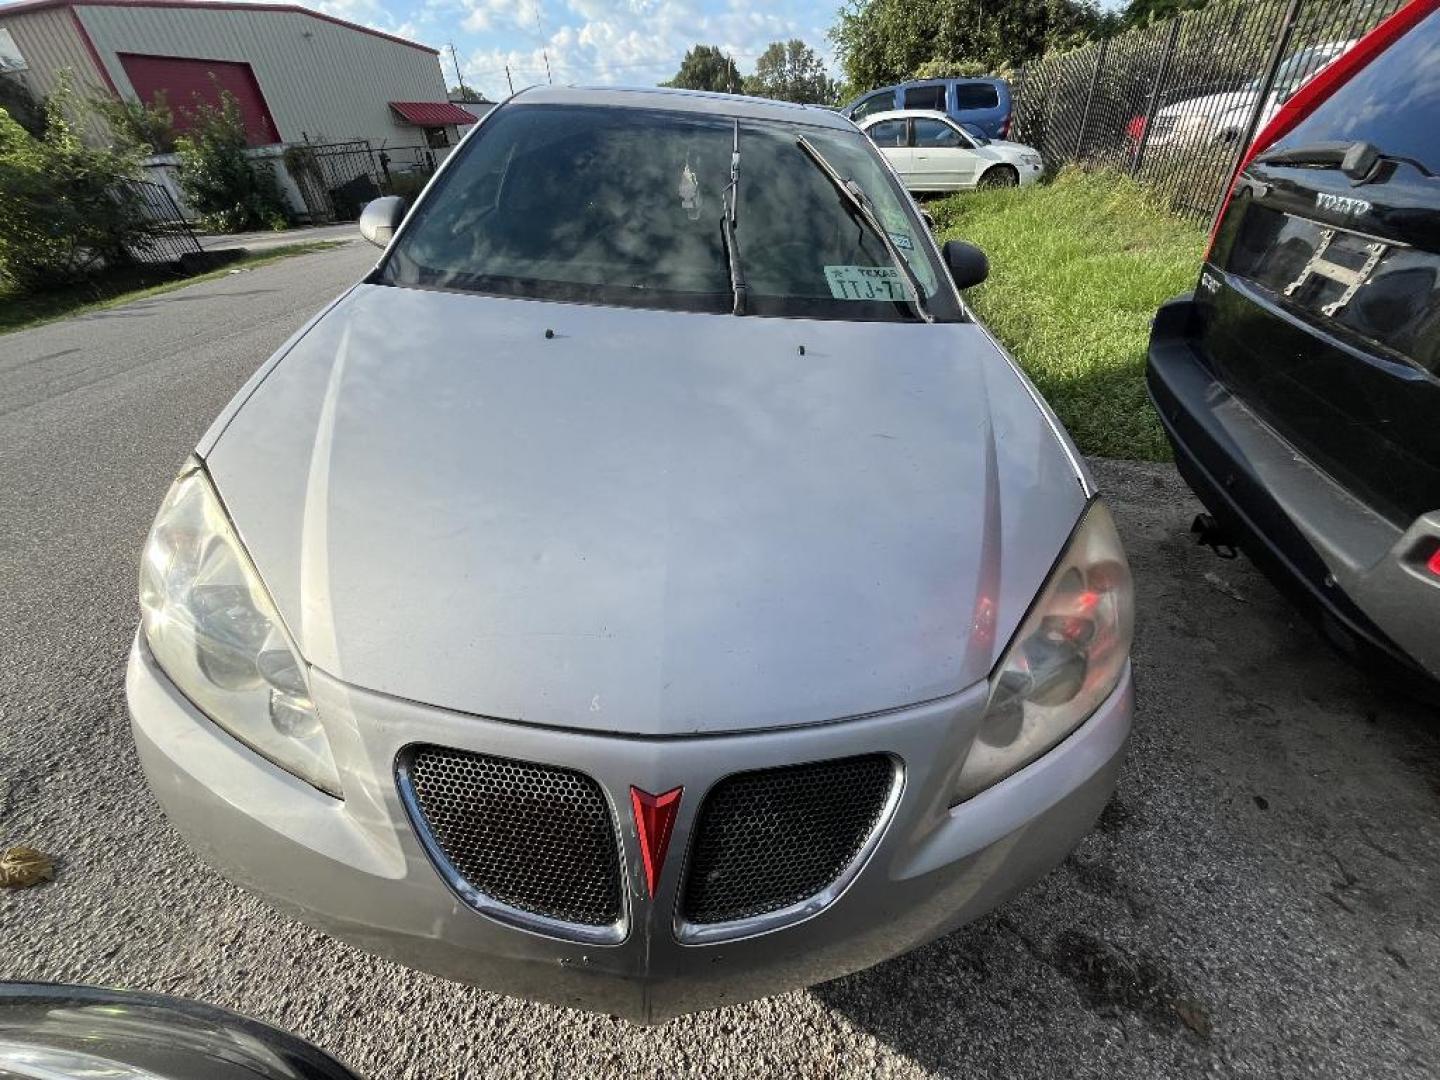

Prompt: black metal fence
[
  {"left": 111, "top": 176, "right": 203, "bottom": 263},
  {"left": 1011, "top": 0, "right": 1403, "bottom": 219},
  {"left": 284, "top": 140, "right": 442, "bottom": 223}
]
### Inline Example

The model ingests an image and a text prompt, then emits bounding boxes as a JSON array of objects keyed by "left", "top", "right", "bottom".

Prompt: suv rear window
[
  {"left": 1268, "top": 9, "right": 1440, "bottom": 175},
  {"left": 953, "top": 83, "right": 999, "bottom": 110}
]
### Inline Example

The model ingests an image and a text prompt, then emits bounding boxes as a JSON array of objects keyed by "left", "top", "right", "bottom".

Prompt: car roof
[
  {"left": 857, "top": 109, "right": 956, "bottom": 126},
  {"left": 845, "top": 76, "right": 1004, "bottom": 103},
  {"left": 508, "top": 85, "right": 856, "bottom": 131}
]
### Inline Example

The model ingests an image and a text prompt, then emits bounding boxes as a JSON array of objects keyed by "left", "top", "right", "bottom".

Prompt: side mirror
[
  {"left": 359, "top": 196, "right": 408, "bottom": 248},
  {"left": 942, "top": 239, "right": 989, "bottom": 290}
]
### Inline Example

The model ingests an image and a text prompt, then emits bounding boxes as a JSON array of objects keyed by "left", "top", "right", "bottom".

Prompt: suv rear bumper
[{"left": 1146, "top": 295, "right": 1440, "bottom": 694}]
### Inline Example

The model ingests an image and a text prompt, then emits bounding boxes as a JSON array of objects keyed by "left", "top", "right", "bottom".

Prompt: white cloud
[{"left": 454, "top": 0, "right": 836, "bottom": 98}]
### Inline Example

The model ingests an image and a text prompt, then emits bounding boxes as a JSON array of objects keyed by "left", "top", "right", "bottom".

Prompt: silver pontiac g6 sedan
[{"left": 127, "top": 86, "right": 1134, "bottom": 1023}]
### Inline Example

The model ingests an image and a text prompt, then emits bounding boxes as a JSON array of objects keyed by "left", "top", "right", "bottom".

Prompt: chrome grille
[
  {"left": 680, "top": 755, "right": 895, "bottom": 925},
  {"left": 399, "top": 746, "right": 622, "bottom": 927}
]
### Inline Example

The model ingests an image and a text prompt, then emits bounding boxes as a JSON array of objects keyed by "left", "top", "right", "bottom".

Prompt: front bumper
[{"left": 128, "top": 637, "right": 1131, "bottom": 1023}]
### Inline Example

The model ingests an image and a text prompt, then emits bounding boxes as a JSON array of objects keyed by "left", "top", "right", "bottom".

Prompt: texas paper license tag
[{"left": 824, "top": 265, "right": 913, "bottom": 302}]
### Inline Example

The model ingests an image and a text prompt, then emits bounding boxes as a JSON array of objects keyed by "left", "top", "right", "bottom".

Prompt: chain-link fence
[{"left": 1011, "top": 0, "right": 1404, "bottom": 220}]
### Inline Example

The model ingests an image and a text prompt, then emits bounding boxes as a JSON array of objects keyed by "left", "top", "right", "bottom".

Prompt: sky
[{"left": 307, "top": 0, "right": 844, "bottom": 101}]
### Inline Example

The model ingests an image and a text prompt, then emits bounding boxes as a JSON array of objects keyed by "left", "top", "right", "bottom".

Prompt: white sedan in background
[{"left": 859, "top": 109, "right": 1043, "bottom": 192}]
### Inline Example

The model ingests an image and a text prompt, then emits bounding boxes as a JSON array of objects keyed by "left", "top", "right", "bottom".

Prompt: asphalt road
[{"left": 2, "top": 244, "right": 1437, "bottom": 1079}]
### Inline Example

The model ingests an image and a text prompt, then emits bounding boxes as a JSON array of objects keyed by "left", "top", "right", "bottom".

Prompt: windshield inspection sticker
[
  {"left": 825, "top": 265, "right": 912, "bottom": 302},
  {"left": 889, "top": 231, "right": 915, "bottom": 251}
]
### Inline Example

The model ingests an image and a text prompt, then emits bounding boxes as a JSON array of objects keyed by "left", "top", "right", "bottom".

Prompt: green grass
[
  {"left": 0, "top": 240, "right": 348, "bottom": 336},
  {"left": 930, "top": 169, "right": 1206, "bottom": 460}
]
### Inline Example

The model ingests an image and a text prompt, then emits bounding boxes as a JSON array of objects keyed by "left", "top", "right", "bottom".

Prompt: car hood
[
  {"left": 204, "top": 284, "right": 1087, "bottom": 736},
  {"left": 983, "top": 139, "right": 1035, "bottom": 155}
]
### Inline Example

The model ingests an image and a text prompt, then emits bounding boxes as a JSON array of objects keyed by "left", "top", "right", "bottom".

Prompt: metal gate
[
  {"left": 112, "top": 176, "right": 204, "bottom": 264},
  {"left": 284, "top": 140, "right": 444, "bottom": 223}
]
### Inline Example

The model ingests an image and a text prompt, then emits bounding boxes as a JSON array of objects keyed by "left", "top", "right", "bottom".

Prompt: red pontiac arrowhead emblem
[{"left": 629, "top": 786, "right": 682, "bottom": 899}]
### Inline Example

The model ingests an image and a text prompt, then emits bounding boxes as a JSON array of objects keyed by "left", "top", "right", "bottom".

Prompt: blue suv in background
[{"left": 841, "top": 78, "right": 1014, "bottom": 139}]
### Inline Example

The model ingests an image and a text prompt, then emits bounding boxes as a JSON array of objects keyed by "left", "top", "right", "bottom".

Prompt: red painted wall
[{"left": 118, "top": 53, "right": 281, "bottom": 146}]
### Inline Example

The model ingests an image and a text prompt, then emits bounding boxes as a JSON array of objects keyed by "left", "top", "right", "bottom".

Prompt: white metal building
[{"left": 0, "top": 0, "right": 472, "bottom": 149}]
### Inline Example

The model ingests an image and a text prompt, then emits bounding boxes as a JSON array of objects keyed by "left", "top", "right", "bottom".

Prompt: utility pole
[
  {"left": 543, "top": 48, "right": 552, "bottom": 84},
  {"left": 505, "top": 64, "right": 514, "bottom": 96},
  {"left": 448, "top": 42, "right": 468, "bottom": 99}
]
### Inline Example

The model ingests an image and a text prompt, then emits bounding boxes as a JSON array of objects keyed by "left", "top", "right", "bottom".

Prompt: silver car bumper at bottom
[{"left": 127, "top": 635, "right": 1132, "bottom": 1024}]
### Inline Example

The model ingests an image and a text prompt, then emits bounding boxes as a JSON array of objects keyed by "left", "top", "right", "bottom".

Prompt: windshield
[{"left": 378, "top": 103, "right": 962, "bottom": 322}]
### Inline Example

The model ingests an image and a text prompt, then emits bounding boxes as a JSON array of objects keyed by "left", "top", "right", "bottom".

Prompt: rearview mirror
[
  {"left": 359, "top": 196, "right": 408, "bottom": 248},
  {"left": 942, "top": 240, "right": 989, "bottom": 290}
]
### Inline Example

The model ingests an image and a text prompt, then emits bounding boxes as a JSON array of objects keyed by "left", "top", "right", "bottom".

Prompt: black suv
[{"left": 1147, "top": 0, "right": 1440, "bottom": 696}]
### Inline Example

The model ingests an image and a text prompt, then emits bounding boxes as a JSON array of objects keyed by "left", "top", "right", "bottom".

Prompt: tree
[
  {"left": 830, "top": 0, "right": 1108, "bottom": 91},
  {"left": 665, "top": 45, "right": 743, "bottom": 93},
  {"left": 1122, "top": 0, "right": 1211, "bottom": 25},
  {"left": 0, "top": 86, "right": 150, "bottom": 290},
  {"left": 173, "top": 90, "right": 287, "bottom": 232},
  {"left": 448, "top": 84, "right": 488, "bottom": 103},
  {"left": 743, "top": 40, "right": 839, "bottom": 104},
  {"left": 0, "top": 76, "right": 45, "bottom": 138},
  {"left": 912, "top": 58, "right": 989, "bottom": 80},
  {"left": 90, "top": 90, "right": 177, "bottom": 153}
]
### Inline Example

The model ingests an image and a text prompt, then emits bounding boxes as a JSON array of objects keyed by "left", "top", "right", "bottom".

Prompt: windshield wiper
[
  {"left": 1255, "top": 140, "right": 1436, "bottom": 183},
  {"left": 721, "top": 119, "right": 747, "bottom": 315},
  {"left": 794, "top": 136, "right": 933, "bottom": 323}
]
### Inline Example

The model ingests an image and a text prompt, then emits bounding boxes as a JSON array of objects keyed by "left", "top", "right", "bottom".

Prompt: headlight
[
  {"left": 139, "top": 460, "right": 341, "bottom": 796},
  {"left": 952, "top": 500, "right": 1132, "bottom": 803}
]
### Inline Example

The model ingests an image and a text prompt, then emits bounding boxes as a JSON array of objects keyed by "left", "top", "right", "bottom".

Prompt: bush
[
  {"left": 174, "top": 92, "right": 288, "bottom": 232},
  {"left": 0, "top": 78, "right": 45, "bottom": 138},
  {"left": 381, "top": 170, "right": 430, "bottom": 200},
  {"left": 91, "top": 90, "right": 177, "bottom": 154},
  {"left": 912, "top": 58, "right": 989, "bottom": 79},
  {"left": 0, "top": 92, "right": 149, "bottom": 291},
  {"left": 930, "top": 168, "right": 1204, "bottom": 460}
]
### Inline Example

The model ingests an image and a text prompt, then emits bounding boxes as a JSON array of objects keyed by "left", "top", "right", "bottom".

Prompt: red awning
[{"left": 389, "top": 101, "right": 476, "bottom": 126}]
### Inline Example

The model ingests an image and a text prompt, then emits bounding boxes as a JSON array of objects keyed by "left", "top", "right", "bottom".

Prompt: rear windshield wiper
[
  {"left": 721, "top": 119, "right": 747, "bottom": 315},
  {"left": 1255, "top": 140, "right": 1436, "bottom": 183},
  {"left": 794, "top": 136, "right": 934, "bottom": 323}
]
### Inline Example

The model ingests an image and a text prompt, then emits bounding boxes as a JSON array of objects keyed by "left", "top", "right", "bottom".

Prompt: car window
[
  {"left": 850, "top": 91, "right": 895, "bottom": 121},
  {"left": 381, "top": 104, "right": 961, "bottom": 322},
  {"left": 902, "top": 84, "right": 947, "bottom": 111},
  {"left": 1271, "top": 12, "right": 1439, "bottom": 175},
  {"left": 913, "top": 118, "right": 964, "bottom": 149},
  {"left": 866, "top": 119, "right": 907, "bottom": 147},
  {"left": 953, "top": 83, "right": 1000, "bottom": 110}
]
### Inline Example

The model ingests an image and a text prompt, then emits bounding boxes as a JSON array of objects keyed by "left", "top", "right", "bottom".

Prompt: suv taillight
[{"left": 1208, "top": 0, "right": 1440, "bottom": 259}]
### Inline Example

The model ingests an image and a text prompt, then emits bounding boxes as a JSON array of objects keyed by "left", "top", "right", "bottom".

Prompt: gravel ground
[{"left": 2, "top": 243, "right": 1437, "bottom": 1078}]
